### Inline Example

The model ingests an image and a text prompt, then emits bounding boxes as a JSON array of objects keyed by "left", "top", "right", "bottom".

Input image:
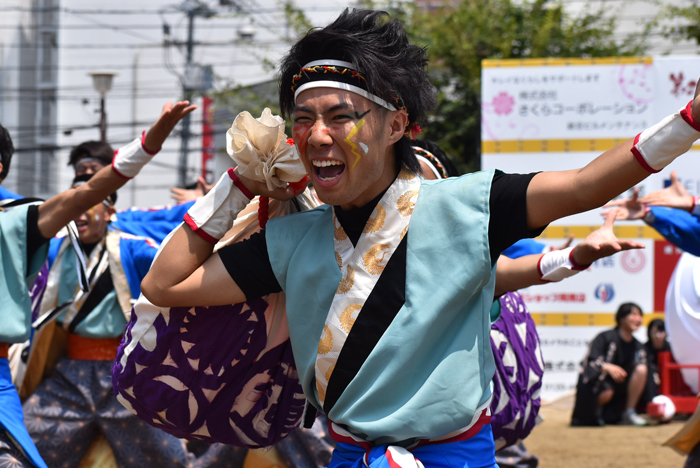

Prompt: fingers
[
  {"left": 617, "top": 240, "right": 646, "bottom": 250},
  {"left": 602, "top": 208, "right": 618, "bottom": 228},
  {"left": 603, "top": 199, "right": 626, "bottom": 208}
]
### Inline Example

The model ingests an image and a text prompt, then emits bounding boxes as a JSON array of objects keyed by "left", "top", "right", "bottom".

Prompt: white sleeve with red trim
[
  {"left": 183, "top": 168, "right": 253, "bottom": 244},
  {"left": 631, "top": 101, "right": 700, "bottom": 173},
  {"left": 538, "top": 247, "right": 589, "bottom": 282},
  {"left": 112, "top": 131, "right": 159, "bottom": 179}
]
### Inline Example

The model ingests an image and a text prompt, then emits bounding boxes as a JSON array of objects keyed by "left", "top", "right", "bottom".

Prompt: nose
[{"left": 307, "top": 120, "right": 333, "bottom": 148}]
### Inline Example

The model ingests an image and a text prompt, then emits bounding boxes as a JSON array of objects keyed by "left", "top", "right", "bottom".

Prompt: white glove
[
  {"left": 111, "top": 131, "right": 159, "bottom": 179},
  {"left": 183, "top": 168, "right": 253, "bottom": 243},
  {"left": 538, "top": 247, "right": 589, "bottom": 282},
  {"left": 632, "top": 101, "right": 700, "bottom": 173}
]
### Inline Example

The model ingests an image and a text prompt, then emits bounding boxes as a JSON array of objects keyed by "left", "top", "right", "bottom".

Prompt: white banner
[
  {"left": 482, "top": 57, "right": 700, "bottom": 401},
  {"left": 482, "top": 61, "right": 655, "bottom": 141}
]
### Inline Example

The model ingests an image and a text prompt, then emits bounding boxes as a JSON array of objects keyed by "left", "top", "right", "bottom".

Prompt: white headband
[
  {"left": 415, "top": 155, "right": 442, "bottom": 179},
  {"left": 293, "top": 60, "right": 398, "bottom": 111}
]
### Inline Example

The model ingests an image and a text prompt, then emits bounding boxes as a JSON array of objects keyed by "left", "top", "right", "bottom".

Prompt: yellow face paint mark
[{"left": 344, "top": 119, "right": 366, "bottom": 168}]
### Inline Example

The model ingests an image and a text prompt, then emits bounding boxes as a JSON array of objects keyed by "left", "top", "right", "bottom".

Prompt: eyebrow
[{"left": 293, "top": 103, "right": 354, "bottom": 114}]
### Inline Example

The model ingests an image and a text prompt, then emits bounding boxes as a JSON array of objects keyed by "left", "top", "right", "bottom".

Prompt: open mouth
[
  {"left": 312, "top": 159, "right": 345, "bottom": 182},
  {"left": 75, "top": 220, "right": 88, "bottom": 232}
]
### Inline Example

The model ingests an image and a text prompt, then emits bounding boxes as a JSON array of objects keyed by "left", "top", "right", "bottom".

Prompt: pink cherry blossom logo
[{"left": 492, "top": 92, "right": 515, "bottom": 116}]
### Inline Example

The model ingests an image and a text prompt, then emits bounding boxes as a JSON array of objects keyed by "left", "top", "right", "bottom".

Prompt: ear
[
  {"left": 0, "top": 160, "right": 4, "bottom": 183},
  {"left": 105, "top": 204, "right": 116, "bottom": 217},
  {"left": 386, "top": 109, "right": 408, "bottom": 145}
]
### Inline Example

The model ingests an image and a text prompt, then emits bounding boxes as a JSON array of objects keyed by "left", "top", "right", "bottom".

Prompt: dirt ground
[{"left": 525, "top": 395, "right": 688, "bottom": 468}]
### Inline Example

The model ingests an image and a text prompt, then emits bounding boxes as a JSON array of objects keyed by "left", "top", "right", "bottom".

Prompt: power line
[
  {"left": 0, "top": 59, "right": 260, "bottom": 72},
  {"left": 0, "top": 5, "right": 343, "bottom": 14},
  {"left": 0, "top": 38, "right": 289, "bottom": 48}
]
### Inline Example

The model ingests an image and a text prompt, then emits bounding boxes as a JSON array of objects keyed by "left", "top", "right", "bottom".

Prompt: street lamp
[{"left": 88, "top": 71, "right": 117, "bottom": 143}]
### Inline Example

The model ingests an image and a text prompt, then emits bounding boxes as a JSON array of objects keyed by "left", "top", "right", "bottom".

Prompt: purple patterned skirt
[
  {"left": 490, "top": 291, "right": 544, "bottom": 450},
  {"left": 112, "top": 295, "right": 305, "bottom": 448}
]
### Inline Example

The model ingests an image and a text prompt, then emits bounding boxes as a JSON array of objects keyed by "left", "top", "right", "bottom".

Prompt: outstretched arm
[
  {"left": 525, "top": 82, "right": 700, "bottom": 229},
  {"left": 37, "top": 101, "right": 195, "bottom": 238},
  {"left": 494, "top": 209, "right": 644, "bottom": 296}
]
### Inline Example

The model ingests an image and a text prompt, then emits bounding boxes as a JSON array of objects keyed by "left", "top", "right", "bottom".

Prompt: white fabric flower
[{"left": 226, "top": 108, "right": 307, "bottom": 191}]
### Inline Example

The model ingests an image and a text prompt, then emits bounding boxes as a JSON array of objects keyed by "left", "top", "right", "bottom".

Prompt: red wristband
[{"left": 227, "top": 168, "right": 254, "bottom": 200}]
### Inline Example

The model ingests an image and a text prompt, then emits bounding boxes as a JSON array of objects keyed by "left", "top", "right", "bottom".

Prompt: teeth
[{"left": 312, "top": 160, "right": 344, "bottom": 167}]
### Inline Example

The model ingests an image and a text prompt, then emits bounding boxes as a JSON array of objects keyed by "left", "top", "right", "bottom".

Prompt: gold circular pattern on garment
[
  {"left": 363, "top": 244, "right": 390, "bottom": 275},
  {"left": 318, "top": 325, "right": 333, "bottom": 354},
  {"left": 340, "top": 304, "right": 362, "bottom": 333},
  {"left": 336, "top": 265, "right": 355, "bottom": 294},
  {"left": 335, "top": 251, "right": 343, "bottom": 269},
  {"left": 334, "top": 216, "right": 348, "bottom": 241},
  {"left": 401, "top": 226, "right": 408, "bottom": 240},
  {"left": 363, "top": 204, "right": 386, "bottom": 233},
  {"left": 398, "top": 169, "right": 416, "bottom": 180},
  {"left": 325, "top": 363, "right": 335, "bottom": 383},
  {"left": 397, "top": 190, "right": 418, "bottom": 217},
  {"left": 317, "top": 380, "right": 326, "bottom": 402}
]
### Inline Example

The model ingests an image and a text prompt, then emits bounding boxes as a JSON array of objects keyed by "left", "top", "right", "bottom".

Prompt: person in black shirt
[
  {"left": 141, "top": 10, "right": 700, "bottom": 467},
  {"left": 641, "top": 318, "right": 671, "bottom": 408},
  {"left": 572, "top": 303, "right": 649, "bottom": 427}
]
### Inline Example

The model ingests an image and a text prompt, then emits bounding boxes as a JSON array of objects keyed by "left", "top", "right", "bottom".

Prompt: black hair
[
  {"left": 68, "top": 140, "right": 114, "bottom": 168},
  {"left": 72, "top": 173, "right": 118, "bottom": 205},
  {"left": 647, "top": 318, "right": 665, "bottom": 342},
  {"left": 615, "top": 302, "right": 643, "bottom": 327},
  {"left": 279, "top": 9, "right": 437, "bottom": 174},
  {"left": 412, "top": 138, "right": 460, "bottom": 177},
  {"left": 0, "top": 124, "right": 14, "bottom": 180}
]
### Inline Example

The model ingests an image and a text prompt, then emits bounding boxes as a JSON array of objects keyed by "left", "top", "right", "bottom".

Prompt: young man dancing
[{"left": 140, "top": 10, "right": 700, "bottom": 467}]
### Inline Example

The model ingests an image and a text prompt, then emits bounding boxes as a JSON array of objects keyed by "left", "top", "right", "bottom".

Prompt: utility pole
[
  {"left": 178, "top": 9, "right": 196, "bottom": 188},
  {"left": 176, "top": 0, "right": 215, "bottom": 188}
]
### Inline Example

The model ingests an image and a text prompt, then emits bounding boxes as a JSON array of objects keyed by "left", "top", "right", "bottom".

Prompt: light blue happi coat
[
  {"left": 0, "top": 205, "right": 49, "bottom": 344},
  {"left": 48, "top": 227, "right": 158, "bottom": 338},
  {"left": 266, "top": 170, "right": 497, "bottom": 446},
  {"left": 0, "top": 204, "right": 50, "bottom": 468}
]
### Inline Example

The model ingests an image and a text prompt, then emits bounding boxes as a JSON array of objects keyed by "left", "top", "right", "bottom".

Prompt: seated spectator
[
  {"left": 572, "top": 302, "right": 649, "bottom": 426},
  {"left": 641, "top": 318, "right": 671, "bottom": 409}
]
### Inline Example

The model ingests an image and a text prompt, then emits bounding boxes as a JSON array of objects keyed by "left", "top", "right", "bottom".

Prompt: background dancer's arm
[
  {"left": 141, "top": 172, "right": 294, "bottom": 308},
  {"left": 37, "top": 101, "right": 195, "bottom": 239},
  {"left": 525, "top": 83, "right": 700, "bottom": 229}
]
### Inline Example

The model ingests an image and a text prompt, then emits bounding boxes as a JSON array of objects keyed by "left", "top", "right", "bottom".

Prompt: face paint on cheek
[
  {"left": 344, "top": 119, "right": 366, "bottom": 168},
  {"left": 359, "top": 142, "right": 369, "bottom": 154},
  {"left": 94, "top": 214, "right": 100, "bottom": 221},
  {"left": 293, "top": 125, "right": 312, "bottom": 156}
]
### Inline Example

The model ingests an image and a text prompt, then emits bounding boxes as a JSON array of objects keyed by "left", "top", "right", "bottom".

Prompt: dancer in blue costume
[
  {"left": 22, "top": 173, "right": 196, "bottom": 468},
  {"left": 140, "top": 10, "right": 700, "bottom": 468},
  {"left": 0, "top": 101, "right": 195, "bottom": 468}
]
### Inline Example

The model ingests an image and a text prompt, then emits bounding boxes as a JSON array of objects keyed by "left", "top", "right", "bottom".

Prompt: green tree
[
  {"left": 658, "top": 1, "right": 700, "bottom": 45},
  {"left": 404, "top": 0, "right": 648, "bottom": 172}
]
